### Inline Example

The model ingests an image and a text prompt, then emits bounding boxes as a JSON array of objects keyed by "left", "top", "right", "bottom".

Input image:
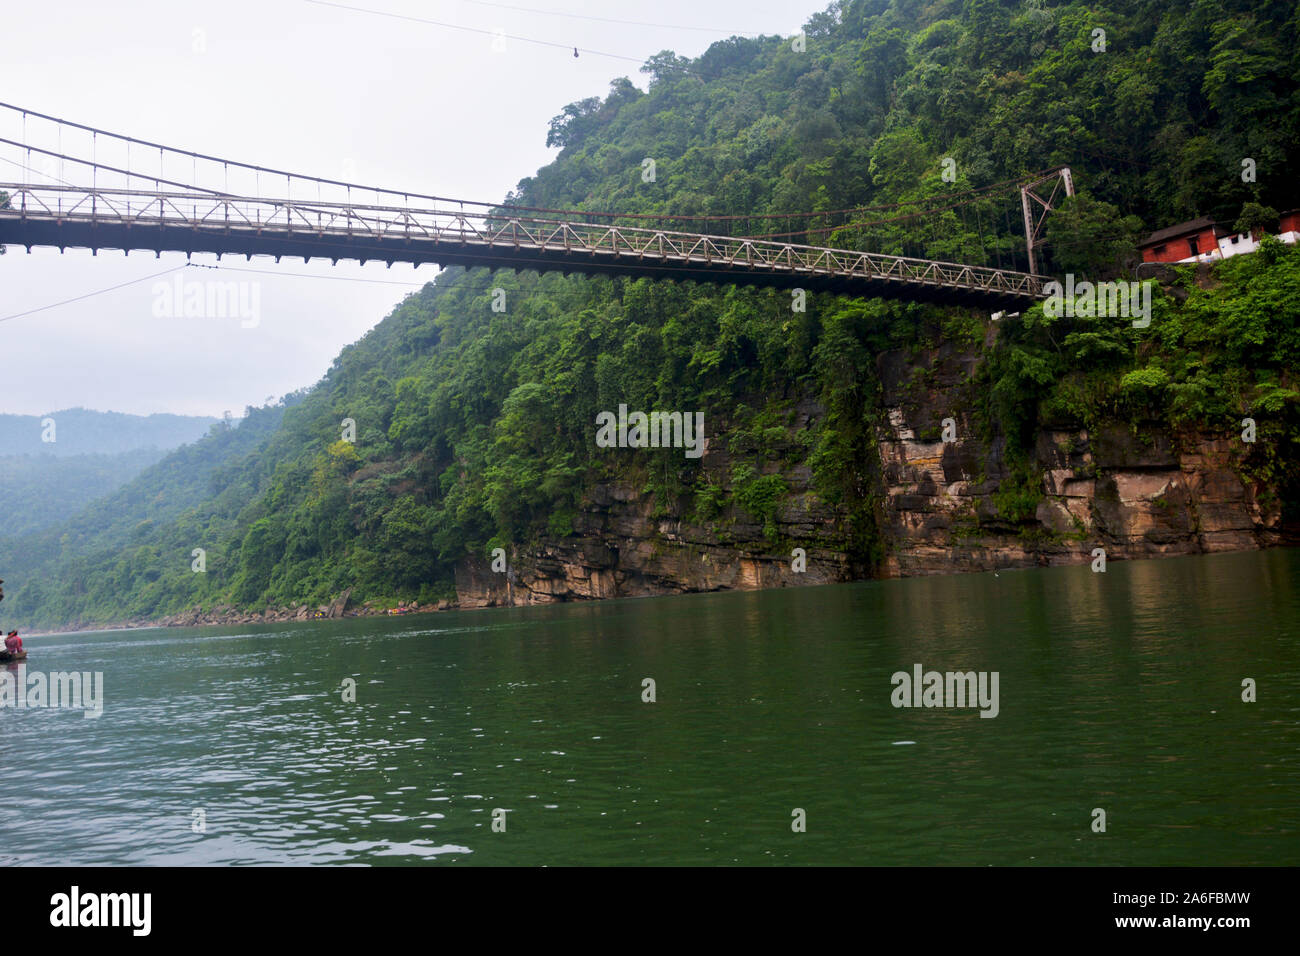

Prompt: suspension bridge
[{"left": 0, "top": 103, "right": 1070, "bottom": 311}]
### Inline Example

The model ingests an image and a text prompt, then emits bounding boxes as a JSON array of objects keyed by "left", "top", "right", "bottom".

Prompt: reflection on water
[{"left": 1, "top": 548, "right": 1297, "bottom": 865}]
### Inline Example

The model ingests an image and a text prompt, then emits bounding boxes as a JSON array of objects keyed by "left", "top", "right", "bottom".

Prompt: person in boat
[{"left": 4, "top": 630, "right": 20, "bottom": 657}]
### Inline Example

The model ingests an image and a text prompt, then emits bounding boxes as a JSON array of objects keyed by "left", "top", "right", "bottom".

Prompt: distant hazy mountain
[
  {"left": 0, "top": 408, "right": 220, "bottom": 456},
  {"left": 0, "top": 409, "right": 222, "bottom": 537},
  {"left": 0, "top": 449, "right": 172, "bottom": 537}
]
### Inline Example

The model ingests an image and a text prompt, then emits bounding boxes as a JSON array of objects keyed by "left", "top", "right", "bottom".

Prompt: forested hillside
[{"left": 3, "top": 0, "right": 1298, "bottom": 630}]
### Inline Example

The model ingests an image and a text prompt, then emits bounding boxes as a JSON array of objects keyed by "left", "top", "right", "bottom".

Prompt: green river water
[{"left": 2, "top": 548, "right": 1297, "bottom": 865}]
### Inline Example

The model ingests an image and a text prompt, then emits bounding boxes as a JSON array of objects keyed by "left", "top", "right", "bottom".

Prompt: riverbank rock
[{"left": 325, "top": 589, "right": 352, "bottom": 619}]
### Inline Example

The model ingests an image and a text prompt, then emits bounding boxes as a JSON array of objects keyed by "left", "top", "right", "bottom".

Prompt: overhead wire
[
  {"left": 305, "top": 0, "right": 663, "bottom": 66},
  {"left": 458, "top": 0, "right": 759, "bottom": 35},
  {"left": 0, "top": 265, "right": 190, "bottom": 324}
]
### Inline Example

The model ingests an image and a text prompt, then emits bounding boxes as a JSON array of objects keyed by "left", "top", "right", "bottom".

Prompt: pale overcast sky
[{"left": 0, "top": 0, "right": 830, "bottom": 418}]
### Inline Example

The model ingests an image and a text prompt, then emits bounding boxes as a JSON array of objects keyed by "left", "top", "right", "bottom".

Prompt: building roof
[{"left": 1141, "top": 216, "right": 1223, "bottom": 247}]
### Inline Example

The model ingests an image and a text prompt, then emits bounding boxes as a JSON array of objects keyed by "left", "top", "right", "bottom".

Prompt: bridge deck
[{"left": 0, "top": 185, "right": 1046, "bottom": 309}]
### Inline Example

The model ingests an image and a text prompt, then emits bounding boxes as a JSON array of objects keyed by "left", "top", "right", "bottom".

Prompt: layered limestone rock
[
  {"left": 455, "top": 397, "right": 853, "bottom": 608},
  {"left": 454, "top": 481, "right": 852, "bottom": 607},
  {"left": 454, "top": 342, "right": 1286, "bottom": 608},
  {"left": 874, "top": 344, "right": 1280, "bottom": 577}
]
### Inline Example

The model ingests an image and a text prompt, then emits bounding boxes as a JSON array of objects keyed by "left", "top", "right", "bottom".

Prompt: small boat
[{"left": 0, "top": 650, "right": 26, "bottom": 663}]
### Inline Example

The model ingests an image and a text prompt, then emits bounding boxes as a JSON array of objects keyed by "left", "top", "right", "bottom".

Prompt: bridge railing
[{"left": 0, "top": 182, "right": 1047, "bottom": 299}]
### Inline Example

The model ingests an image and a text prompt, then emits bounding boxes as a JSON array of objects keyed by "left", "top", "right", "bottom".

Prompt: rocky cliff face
[
  {"left": 872, "top": 340, "right": 1281, "bottom": 577},
  {"left": 454, "top": 336, "right": 1286, "bottom": 608}
]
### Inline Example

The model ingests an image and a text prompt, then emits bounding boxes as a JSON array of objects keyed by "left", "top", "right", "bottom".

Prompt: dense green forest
[{"left": 3, "top": 0, "right": 1298, "bottom": 629}]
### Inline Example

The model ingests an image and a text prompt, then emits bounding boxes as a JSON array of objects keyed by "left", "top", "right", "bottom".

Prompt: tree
[
  {"left": 1233, "top": 202, "right": 1279, "bottom": 237},
  {"left": 639, "top": 50, "right": 690, "bottom": 88},
  {"left": 376, "top": 497, "right": 438, "bottom": 588},
  {"left": 545, "top": 97, "right": 600, "bottom": 149},
  {"left": 234, "top": 516, "right": 287, "bottom": 603},
  {"left": 1045, "top": 194, "right": 1143, "bottom": 278}
]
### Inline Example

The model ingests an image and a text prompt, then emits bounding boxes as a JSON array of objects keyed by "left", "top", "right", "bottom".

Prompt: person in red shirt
[{"left": 3, "top": 631, "right": 20, "bottom": 656}]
